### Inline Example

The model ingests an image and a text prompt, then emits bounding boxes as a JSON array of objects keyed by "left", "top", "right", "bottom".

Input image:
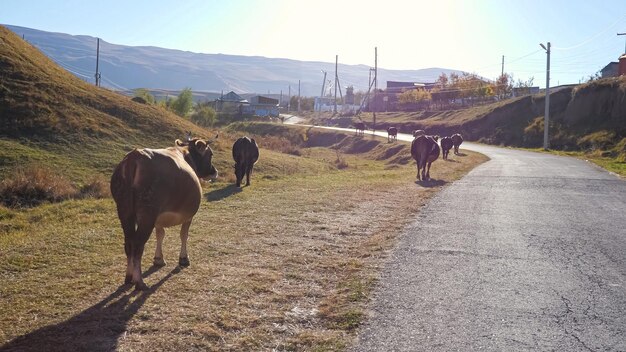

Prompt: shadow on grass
[
  {"left": 444, "top": 159, "right": 459, "bottom": 163},
  {"left": 0, "top": 266, "right": 180, "bottom": 352},
  {"left": 205, "top": 184, "right": 242, "bottom": 202},
  {"left": 455, "top": 152, "right": 468, "bottom": 156},
  {"left": 415, "top": 179, "right": 448, "bottom": 188}
]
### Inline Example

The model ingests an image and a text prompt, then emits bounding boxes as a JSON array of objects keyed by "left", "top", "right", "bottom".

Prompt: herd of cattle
[
  {"left": 110, "top": 126, "right": 461, "bottom": 290},
  {"left": 380, "top": 126, "right": 463, "bottom": 181}
]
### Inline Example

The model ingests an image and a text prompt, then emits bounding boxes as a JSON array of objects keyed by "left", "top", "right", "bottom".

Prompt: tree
[
  {"left": 133, "top": 88, "right": 156, "bottom": 104},
  {"left": 190, "top": 103, "right": 216, "bottom": 127},
  {"left": 495, "top": 73, "right": 513, "bottom": 99},
  {"left": 515, "top": 77, "right": 535, "bottom": 96},
  {"left": 170, "top": 88, "right": 194, "bottom": 117}
]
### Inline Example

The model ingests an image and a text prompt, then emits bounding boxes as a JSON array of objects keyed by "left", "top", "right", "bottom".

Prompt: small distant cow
[
  {"left": 110, "top": 134, "right": 218, "bottom": 290},
  {"left": 232, "top": 136, "right": 260, "bottom": 187},
  {"left": 412, "top": 129, "right": 425, "bottom": 137},
  {"left": 354, "top": 122, "right": 366, "bottom": 136},
  {"left": 451, "top": 133, "right": 463, "bottom": 155},
  {"left": 387, "top": 127, "right": 398, "bottom": 142},
  {"left": 411, "top": 135, "right": 440, "bottom": 181},
  {"left": 440, "top": 136, "right": 453, "bottom": 160}
]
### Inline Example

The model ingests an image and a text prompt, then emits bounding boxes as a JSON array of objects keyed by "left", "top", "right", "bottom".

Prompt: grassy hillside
[{"left": 0, "top": 24, "right": 228, "bottom": 184}]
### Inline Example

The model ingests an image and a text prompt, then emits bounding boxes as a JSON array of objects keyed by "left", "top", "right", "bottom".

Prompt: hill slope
[
  {"left": 0, "top": 25, "right": 221, "bottom": 182},
  {"left": 5, "top": 24, "right": 465, "bottom": 96}
]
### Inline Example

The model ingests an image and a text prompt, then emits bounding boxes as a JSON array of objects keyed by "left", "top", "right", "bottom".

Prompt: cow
[
  {"left": 412, "top": 129, "right": 425, "bottom": 137},
  {"left": 232, "top": 136, "right": 259, "bottom": 187},
  {"left": 354, "top": 122, "right": 366, "bottom": 136},
  {"left": 387, "top": 127, "right": 398, "bottom": 142},
  {"left": 451, "top": 133, "right": 463, "bottom": 155},
  {"left": 411, "top": 135, "right": 440, "bottom": 181},
  {"left": 110, "top": 135, "right": 218, "bottom": 290},
  {"left": 440, "top": 136, "right": 453, "bottom": 160}
]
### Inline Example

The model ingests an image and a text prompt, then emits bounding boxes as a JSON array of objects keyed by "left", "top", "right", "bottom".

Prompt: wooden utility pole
[
  {"left": 298, "top": 80, "right": 301, "bottom": 112},
  {"left": 501, "top": 55, "right": 505, "bottom": 76},
  {"left": 94, "top": 38, "right": 101, "bottom": 87},
  {"left": 288, "top": 85, "right": 291, "bottom": 112},
  {"left": 334, "top": 55, "right": 338, "bottom": 114},
  {"left": 373, "top": 47, "right": 377, "bottom": 134}
]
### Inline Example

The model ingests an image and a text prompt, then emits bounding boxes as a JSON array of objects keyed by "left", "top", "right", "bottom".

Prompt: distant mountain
[{"left": 5, "top": 24, "right": 466, "bottom": 97}]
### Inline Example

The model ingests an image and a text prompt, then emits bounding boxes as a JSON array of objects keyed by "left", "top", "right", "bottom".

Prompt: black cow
[
  {"left": 451, "top": 133, "right": 463, "bottom": 155},
  {"left": 387, "top": 127, "right": 398, "bottom": 142},
  {"left": 411, "top": 135, "right": 440, "bottom": 181},
  {"left": 354, "top": 122, "right": 366, "bottom": 136},
  {"left": 233, "top": 136, "right": 259, "bottom": 187},
  {"left": 440, "top": 136, "right": 453, "bottom": 160}
]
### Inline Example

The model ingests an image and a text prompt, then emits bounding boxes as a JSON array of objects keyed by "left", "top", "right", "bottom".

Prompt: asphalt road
[{"left": 344, "top": 135, "right": 626, "bottom": 351}]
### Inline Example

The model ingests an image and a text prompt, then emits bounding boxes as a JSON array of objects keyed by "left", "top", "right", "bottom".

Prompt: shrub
[
  {"left": 78, "top": 175, "right": 110, "bottom": 199},
  {"left": 0, "top": 166, "right": 76, "bottom": 207},
  {"left": 577, "top": 130, "right": 616, "bottom": 150}
]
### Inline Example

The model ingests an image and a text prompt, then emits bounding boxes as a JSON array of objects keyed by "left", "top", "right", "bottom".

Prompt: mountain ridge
[{"left": 5, "top": 24, "right": 465, "bottom": 97}]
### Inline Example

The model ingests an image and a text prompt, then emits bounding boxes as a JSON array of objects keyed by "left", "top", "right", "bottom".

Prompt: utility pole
[
  {"left": 373, "top": 47, "right": 377, "bottom": 134},
  {"left": 95, "top": 38, "right": 101, "bottom": 87},
  {"left": 501, "top": 55, "right": 505, "bottom": 76},
  {"left": 288, "top": 85, "right": 291, "bottom": 113},
  {"left": 334, "top": 55, "right": 338, "bottom": 114},
  {"left": 297, "top": 80, "right": 301, "bottom": 112},
  {"left": 540, "top": 42, "right": 551, "bottom": 150},
  {"left": 618, "top": 33, "right": 626, "bottom": 53}
]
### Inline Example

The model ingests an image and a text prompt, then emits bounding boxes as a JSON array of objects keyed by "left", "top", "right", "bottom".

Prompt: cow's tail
[{"left": 110, "top": 151, "right": 139, "bottom": 233}]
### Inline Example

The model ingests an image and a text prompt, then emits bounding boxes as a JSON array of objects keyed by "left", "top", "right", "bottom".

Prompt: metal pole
[
  {"left": 501, "top": 55, "right": 504, "bottom": 76},
  {"left": 373, "top": 47, "right": 377, "bottom": 134},
  {"left": 543, "top": 42, "right": 551, "bottom": 150}
]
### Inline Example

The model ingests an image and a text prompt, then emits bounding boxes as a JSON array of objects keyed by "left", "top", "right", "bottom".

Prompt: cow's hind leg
[
  {"left": 119, "top": 215, "right": 136, "bottom": 285},
  {"left": 179, "top": 219, "right": 192, "bottom": 267},
  {"left": 245, "top": 163, "right": 253, "bottom": 186},
  {"left": 153, "top": 226, "right": 166, "bottom": 267},
  {"left": 130, "top": 218, "right": 155, "bottom": 291}
]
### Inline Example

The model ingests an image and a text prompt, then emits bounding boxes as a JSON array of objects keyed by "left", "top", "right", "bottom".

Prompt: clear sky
[{"left": 2, "top": 0, "right": 626, "bottom": 87}]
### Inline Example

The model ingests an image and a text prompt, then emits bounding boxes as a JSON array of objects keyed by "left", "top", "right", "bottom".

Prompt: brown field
[{"left": 0, "top": 128, "right": 487, "bottom": 351}]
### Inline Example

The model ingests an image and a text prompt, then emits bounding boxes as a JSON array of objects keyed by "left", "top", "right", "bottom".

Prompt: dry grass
[{"left": 0, "top": 131, "right": 487, "bottom": 351}]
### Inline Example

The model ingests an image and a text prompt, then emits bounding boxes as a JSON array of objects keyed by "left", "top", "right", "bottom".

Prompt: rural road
[{"left": 284, "top": 120, "right": 626, "bottom": 351}]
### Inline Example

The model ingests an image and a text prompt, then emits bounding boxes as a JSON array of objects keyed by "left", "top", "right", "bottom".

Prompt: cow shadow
[
  {"left": 415, "top": 179, "right": 448, "bottom": 188},
  {"left": 455, "top": 152, "right": 467, "bottom": 156},
  {"left": 0, "top": 266, "right": 179, "bottom": 352},
  {"left": 444, "top": 158, "right": 459, "bottom": 163},
  {"left": 205, "top": 184, "right": 242, "bottom": 202}
]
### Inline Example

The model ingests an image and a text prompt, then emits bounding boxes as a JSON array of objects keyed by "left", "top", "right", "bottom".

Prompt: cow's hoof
[
  {"left": 153, "top": 257, "right": 166, "bottom": 267},
  {"left": 179, "top": 257, "right": 190, "bottom": 267},
  {"left": 135, "top": 282, "right": 149, "bottom": 291},
  {"left": 245, "top": 182, "right": 250, "bottom": 186}
]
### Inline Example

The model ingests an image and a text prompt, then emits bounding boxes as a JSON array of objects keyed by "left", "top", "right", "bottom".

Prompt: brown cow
[
  {"left": 387, "top": 127, "right": 398, "bottom": 142},
  {"left": 440, "top": 136, "right": 453, "bottom": 160},
  {"left": 354, "top": 122, "right": 366, "bottom": 136},
  {"left": 233, "top": 136, "right": 259, "bottom": 187},
  {"left": 451, "top": 133, "right": 463, "bottom": 155},
  {"left": 110, "top": 135, "right": 218, "bottom": 290},
  {"left": 411, "top": 135, "right": 440, "bottom": 181}
]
